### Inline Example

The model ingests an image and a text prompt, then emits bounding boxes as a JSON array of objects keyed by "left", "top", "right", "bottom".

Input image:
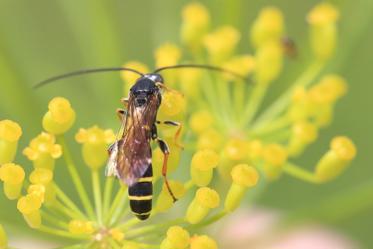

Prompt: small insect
[
  {"left": 282, "top": 36, "right": 298, "bottom": 59},
  {"left": 36, "top": 64, "right": 247, "bottom": 220}
]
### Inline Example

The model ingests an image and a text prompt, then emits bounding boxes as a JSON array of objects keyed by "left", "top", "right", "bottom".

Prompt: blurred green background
[{"left": 0, "top": 0, "right": 372, "bottom": 248}]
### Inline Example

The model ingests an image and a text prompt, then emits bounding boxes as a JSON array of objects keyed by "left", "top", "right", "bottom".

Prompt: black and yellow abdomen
[{"left": 128, "top": 166, "right": 153, "bottom": 220}]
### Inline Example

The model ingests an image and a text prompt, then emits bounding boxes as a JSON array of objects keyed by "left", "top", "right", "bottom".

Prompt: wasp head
[{"left": 130, "top": 74, "right": 163, "bottom": 107}]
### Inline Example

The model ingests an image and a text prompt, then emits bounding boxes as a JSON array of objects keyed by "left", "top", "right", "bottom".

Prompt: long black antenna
[
  {"left": 34, "top": 67, "right": 145, "bottom": 89},
  {"left": 154, "top": 64, "right": 248, "bottom": 81}
]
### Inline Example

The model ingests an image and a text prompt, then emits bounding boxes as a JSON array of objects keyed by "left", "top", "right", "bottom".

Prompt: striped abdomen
[{"left": 128, "top": 166, "right": 153, "bottom": 220}]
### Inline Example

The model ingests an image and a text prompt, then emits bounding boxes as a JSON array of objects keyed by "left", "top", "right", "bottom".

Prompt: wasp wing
[{"left": 115, "top": 94, "right": 159, "bottom": 186}]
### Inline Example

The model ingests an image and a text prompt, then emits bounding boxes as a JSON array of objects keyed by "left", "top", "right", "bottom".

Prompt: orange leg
[
  {"left": 157, "top": 138, "right": 177, "bottom": 202},
  {"left": 156, "top": 121, "right": 184, "bottom": 149}
]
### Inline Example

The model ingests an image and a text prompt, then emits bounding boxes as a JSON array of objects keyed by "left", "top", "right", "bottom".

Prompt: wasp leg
[
  {"left": 120, "top": 97, "right": 129, "bottom": 107},
  {"left": 116, "top": 108, "right": 127, "bottom": 122},
  {"left": 156, "top": 120, "right": 184, "bottom": 149},
  {"left": 151, "top": 124, "right": 177, "bottom": 202}
]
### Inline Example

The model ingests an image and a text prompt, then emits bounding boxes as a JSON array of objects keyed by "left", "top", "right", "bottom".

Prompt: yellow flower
[
  {"left": 0, "top": 120, "right": 22, "bottom": 164},
  {"left": 223, "top": 55, "right": 256, "bottom": 80},
  {"left": 0, "top": 163, "right": 25, "bottom": 200},
  {"left": 181, "top": 2, "right": 210, "bottom": 51},
  {"left": 225, "top": 164, "right": 259, "bottom": 212},
  {"left": 186, "top": 187, "right": 220, "bottom": 224},
  {"left": 250, "top": 6, "right": 284, "bottom": 48},
  {"left": 109, "top": 228, "right": 125, "bottom": 241},
  {"left": 307, "top": 3, "right": 339, "bottom": 60},
  {"left": 248, "top": 139, "right": 263, "bottom": 161},
  {"left": 315, "top": 136, "right": 356, "bottom": 182},
  {"left": 288, "top": 121, "right": 318, "bottom": 156},
  {"left": 160, "top": 226, "right": 190, "bottom": 249},
  {"left": 308, "top": 74, "right": 347, "bottom": 105},
  {"left": 23, "top": 132, "right": 62, "bottom": 170},
  {"left": 223, "top": 138, "right": 249, "bottom": 161},
  {"left": 190, "top": 235, "right": 218, "bottom": 249},
  {"left": 17, "top": 194, "right": 43, "bottom": 228},
  {"left": 178, "top": 68, "right": 202, "bottom": 98},
  {"left": 27, "top": 184, "right": 46, "bottom": 203},
  {"left": 158, "top": 91, "right": 186, "bottom": 118},
  {"left": 43, "top": 97, "right": 76, "bottom": 135},
  {"left": 75, "top": 126, "right": 115, "bottom": 170},
  {"left": 190, "top": 150, "right": 219, "bottom": 187},
  {"left": 29, "top": 168, "right": 55, "bottom": 205},
  {"left": 68, "top": 220, "right": 95, "bottom": 235},
  {"left": 255, "top": 40, "right": 283, "bottom": 84},
  {"left": 121, "top": 61, "right": 149, "bottom": 95},
  {"left": 197, "top": 129, "right": 223, "bottom": 151},
  {"left": 204, "top": 26, "right": 241, "bottom": 64},
  {"left": 262, "top": 143, "right": 288, "bottom": 180},
  {"left": 155, "top": 43, "right": 182, "bottom": 68}
]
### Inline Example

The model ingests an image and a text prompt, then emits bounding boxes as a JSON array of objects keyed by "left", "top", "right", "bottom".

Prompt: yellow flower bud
[
  {"left": 223, "top": 55, "right": 256, "bottom": 80},
  {"left": 155, "top": 181, "right": 185, "bottom": 212},
  {"left": 190, "top": 235, "right": 218, "bottom": 249},
  {"left": 250, "top": 7, "right": 284, "bottom": 48},
  {"left": 160, "top": 226, "right": 190, "bottom": 249},
  {"left": 29, "top": 168, "right": 55, "bottom": 205},
  {"left": 159, "top": 91, "right": 186, "bottom": 117},
  {"left": 0, "top": 224, "right": 7, "bottom": 249},
  {"left": 121, "top": 61, "right": 149, "bottom": 96},
  {"left": 109, "top": 228, "right": 125, "bottom": 241},
  {"left": 155, "top": 43, "right": 182, "bottom": 68},
  {"left": 288, "top": 87, "right": 312, "bottom": 121},
  {"left": 186, "top": 187, "right": 220, "bottom": 224},
  {"left": 255, "top": 41, "right": 283, "bottom": 84},
  {"left": 0, "top": 120, "right": 22, "bottom": 164},
  {"left": 307, "top": 3, "right": 339, "bottom": 60},
  {"left": 75, "top": 126, "right": 115, "bottom": 170},
  {"left": 0, "top": 163, "right": 25, "bottom": 200},
  {"left": 308, "top": 75, "right": 347, "bottom": 105},
  {"left": 315, "top": 136, "right": 356, "bottom": 182},
  {"left": 248, "top": 139, "right": 263, "bottom": 160},
  {"left": 223, "top": 138, "right": 249, "bottom": 161},
  {"left": 225, "top": 164, "right": 259, "bottom": 212},
  {"left": 181, "top": 2, "right": 210, "bottom": 51},
  {"left": 17, "top": 194, "right": 42, "bottom": 228},
  {"left": 197, "top": 129, "right": 223, "bottom": 151},
  {"left": 288, "top": 121, "right": 318, "bottom": 156},
  {"left": 27, "top": 184, "right": 46, "bottom": 203},
  {"left": 262, "top": 144, "right": 288, "bottom": 180},
  {"left": 190, "top": 150, "right": 219, "bottom": 187},
  {"left": 189, "top": 110, "right": 215, "bottom": 134},
  {"left": 68, "top": 220, "right": 95, "bottom": 235},
  {"left": 43, "top": 97, "right": 76, "bottom": 135},
  {"left": 204, "top": 26, "right": 241, "bottom": 64},
  {"left": 23, "top": 132, "right": 62, "bottom": 170}
]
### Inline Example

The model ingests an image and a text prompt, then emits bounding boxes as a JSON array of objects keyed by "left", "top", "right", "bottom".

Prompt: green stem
[
  {"left": 38, "top": 225, "right": 86, "bottom": 240},
  {"left": 92, "top": 170, "right": 103, "bottom": 225},
  {"left": 48, "top": 201, "right": 82, "bottom": 220},
  {"left": 54, "top": 184, "right": 87, "bottom": 220},
  {"left": 240, "top": 84, "right": 268, "bottom": 127},
  {"left": 253, "top": 61, "right": 324, "bottom": 127},
  {"left": 124, "top": 218, "right": 185, "bottom": 239},
  {"left": 40, "top": 210, "right": 69, "bottom": 229},
  {"left": 283, "top": 163, "right": 319, "bottom": 184},
  {"left": 250, "top": 115, "right": 291, "bottom": 137},
  {"left": 105, "top": 185, "right": 127, "bottom": 225},
  {"left": 102, "top": 177, "right": 114, "bottom": 220},
  {"left": 116, "top": 217, "right": 140, "bottom": 230},
  {"left": 187, "top": 211, "right": 228, "bottom": 231},
  {"left": 109, "top": 198, "right": 130, "bottom": 227},
  {"left": 57, "top": 136, "right": 95, "bottom": 219}
]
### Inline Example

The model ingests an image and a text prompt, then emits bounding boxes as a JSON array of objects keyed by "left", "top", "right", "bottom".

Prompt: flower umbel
[{"left": 0, "top": 2, "right": 357, "bottom": 249}]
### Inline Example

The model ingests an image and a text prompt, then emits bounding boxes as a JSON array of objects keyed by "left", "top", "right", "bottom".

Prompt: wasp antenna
[
  {"left": 34, "top": 67, "right": 145, "bottom": 89},
  {"left": 153, "top": 64, "right": 249, "bottom": 82}
]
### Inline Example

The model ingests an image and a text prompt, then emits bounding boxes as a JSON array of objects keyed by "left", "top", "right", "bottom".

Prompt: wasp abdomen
[{"left": 128, "top": 166, "right": 153, "bottom": 220}]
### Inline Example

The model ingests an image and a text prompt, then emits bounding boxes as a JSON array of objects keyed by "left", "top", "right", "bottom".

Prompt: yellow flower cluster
[{"left": 0, "top": 2, "right": 357, "bottom": 249}]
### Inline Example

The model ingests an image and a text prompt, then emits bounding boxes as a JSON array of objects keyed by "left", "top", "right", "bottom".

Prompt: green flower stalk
[{"left": 0, "top": 1, "right": 359, "bottom": 248}]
